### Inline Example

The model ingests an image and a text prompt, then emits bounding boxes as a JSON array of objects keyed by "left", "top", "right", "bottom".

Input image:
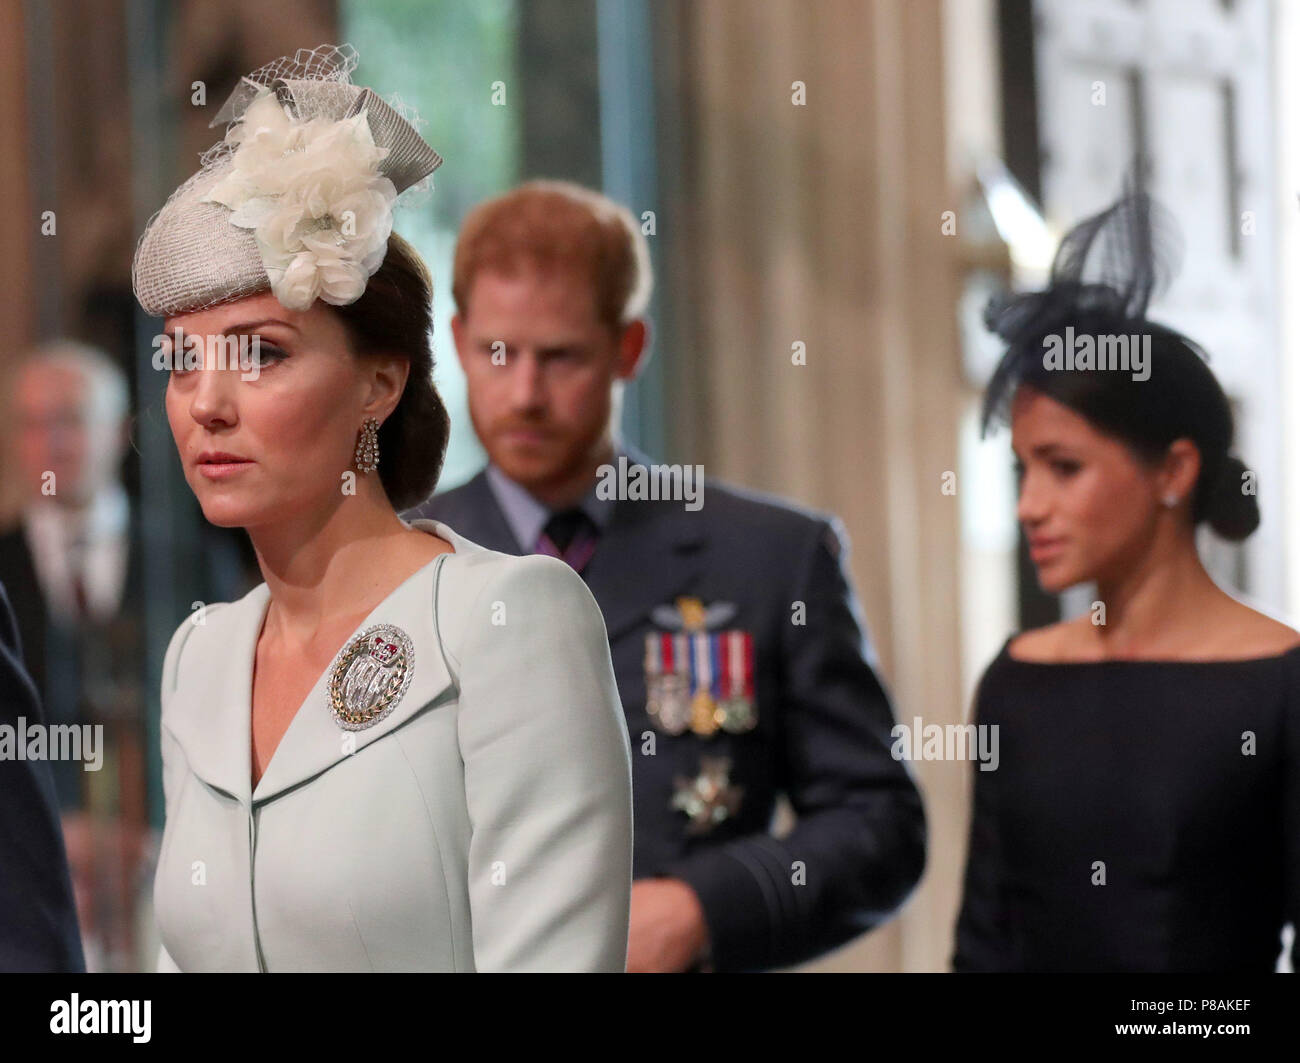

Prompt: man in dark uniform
[{"left": 408, "top": 180, "right": 926, "bottom": 971}]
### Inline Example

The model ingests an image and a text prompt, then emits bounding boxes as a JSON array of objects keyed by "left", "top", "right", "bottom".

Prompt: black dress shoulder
[{"left": 953, "top": 637, "right": 1300, "bottom": 972}]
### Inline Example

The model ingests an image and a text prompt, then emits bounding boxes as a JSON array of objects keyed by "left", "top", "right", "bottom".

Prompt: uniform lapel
[
  {"left": 430, "top": 460, "right": 709, "bottom": 640},
  {"left": 583, "top": 493, "right": 706, "bottom": 642},
  {"left": 424, "top": 471, "right": 523, "bottom": 555},
  {"left": 163, "top": 527, "right": 460, "bottom": 807}
]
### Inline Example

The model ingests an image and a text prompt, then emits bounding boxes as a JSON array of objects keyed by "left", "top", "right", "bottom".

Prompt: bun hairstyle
[
  {"left": 981, "top": 179, "right": 1259, "bottom": 541},
  {"left": 330, "top": 232, "right": 449, "bottom": 512}
]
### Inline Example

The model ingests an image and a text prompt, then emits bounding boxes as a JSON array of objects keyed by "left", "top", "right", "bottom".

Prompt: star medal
[
  {"left": 327, "top": 623, "right": 415, "bottom": 731},
  {"left": 671, "top": 756, "right": 744, "bottom": 835}
]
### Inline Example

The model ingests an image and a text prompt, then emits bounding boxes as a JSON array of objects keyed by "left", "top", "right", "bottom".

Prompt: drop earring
[{"left": 355, "top": 417, "right": 380, "bottom": 473}]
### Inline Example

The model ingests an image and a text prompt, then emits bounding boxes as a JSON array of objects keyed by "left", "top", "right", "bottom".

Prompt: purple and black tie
[{"left": 535, "top": 508, "right": 599, "bottom": 575}]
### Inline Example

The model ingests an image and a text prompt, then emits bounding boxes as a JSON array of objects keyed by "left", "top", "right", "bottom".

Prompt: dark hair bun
[
  {"left": 331, "top": 233, "right": 449, "bottom": 512},
  {"left": 1201, "top": 455, "right": 1259, "bottom": 542},
  {"left": 982, "top": 178, "right": 1262, "bottom": 544}
]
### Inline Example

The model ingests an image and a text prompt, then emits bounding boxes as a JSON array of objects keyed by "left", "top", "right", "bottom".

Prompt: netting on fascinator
[
  {"left": 979, "top": 176, "right": 1187, "bottom": 433},
  {"left": 132, "top": 44, "right": 442, "bottom": 317}
]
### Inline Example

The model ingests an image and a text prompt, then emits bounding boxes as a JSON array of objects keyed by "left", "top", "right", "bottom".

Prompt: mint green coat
[{"left": 153, "top": 520, "right": 632, "bottom": 971}]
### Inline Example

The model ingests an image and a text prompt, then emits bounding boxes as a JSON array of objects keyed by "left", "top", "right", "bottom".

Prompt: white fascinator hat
[{"left": 132, "top": 44, "right": 442, "bottom": 317}]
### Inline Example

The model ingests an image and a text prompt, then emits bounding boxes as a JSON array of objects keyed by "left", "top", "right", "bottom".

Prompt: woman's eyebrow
[{"left": 221, "top": 319, "right": 299, "bottom": 334}]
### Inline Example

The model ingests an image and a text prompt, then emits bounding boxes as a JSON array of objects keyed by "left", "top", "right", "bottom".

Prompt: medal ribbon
[{"left": 692, "top": 632, "right": 712, "bottom": 700}]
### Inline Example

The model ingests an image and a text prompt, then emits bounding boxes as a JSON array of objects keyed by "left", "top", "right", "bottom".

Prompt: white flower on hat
[{"left": 201, "top": 89, "right": 396, "bottom": 310}]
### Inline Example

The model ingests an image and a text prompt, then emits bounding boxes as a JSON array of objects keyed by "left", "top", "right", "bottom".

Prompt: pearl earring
[
  {"left": 355, "top": 417, "right": 380, "bottom": 473},
  {"left": 1162, "top": 494, "right": 1178, "bottom": 508}
]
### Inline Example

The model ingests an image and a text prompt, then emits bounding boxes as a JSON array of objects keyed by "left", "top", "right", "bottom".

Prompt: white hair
[{"left": 22, "top": 339, "right": 129, "bottom": 424}]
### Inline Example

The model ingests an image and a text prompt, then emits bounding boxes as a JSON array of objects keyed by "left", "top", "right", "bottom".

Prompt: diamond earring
[
  {"left": 1162, "top": 494, "right": 1178, "bottom": 508},
  {"left": 354, "top": 417, "right": 380, "bottom": 473}
]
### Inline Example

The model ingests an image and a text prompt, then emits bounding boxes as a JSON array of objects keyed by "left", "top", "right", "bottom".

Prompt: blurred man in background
[
  {"left": 0, "top": 340, "right": 142, "bottom": 971},
  {"left": 409, "top": 181, "right": 926, "bottom": 971}
]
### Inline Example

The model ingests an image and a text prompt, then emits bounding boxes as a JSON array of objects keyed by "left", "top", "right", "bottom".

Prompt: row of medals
[{"left": 647, "top": 673, "right": 756, "bottom": 736}]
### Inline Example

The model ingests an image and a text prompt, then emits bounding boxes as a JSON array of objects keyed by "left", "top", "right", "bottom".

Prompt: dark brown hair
[
  {"left": 982, "top": 186, "right": 1258, "bottom": 542},
  {"left": 330, "top": 232, "right": 449, "bottom": 512},
  {"left": 983, "top": 316, "right": 1258, "bottom": 541}
]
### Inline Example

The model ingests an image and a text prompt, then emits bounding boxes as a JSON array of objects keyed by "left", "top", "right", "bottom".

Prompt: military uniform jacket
[
  {"left": 411, "top": 462, "right": 927, "bottom": 970},
  {"left": 153, "top": 520, "right": 633, "bottom": 972}
]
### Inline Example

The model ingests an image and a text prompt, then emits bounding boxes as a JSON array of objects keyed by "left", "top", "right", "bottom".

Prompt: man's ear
[
  {"left": 616, "top": 318, "right": 650, "bottom": 380},
  {"left": 451, "top": 314, "right": 472, "bottom": 374},
  {"left": 364, "top": 354, "right": 411, "bottom": 422}
]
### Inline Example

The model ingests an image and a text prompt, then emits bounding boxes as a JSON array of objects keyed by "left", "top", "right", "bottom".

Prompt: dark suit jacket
[
  {"left": 0, "top": 517, "right": 147, "bottom": 811},
  {"left": 0, "top": 581, "right": 84, "bottom": 971},
  {"left": 0, "top": 523, "right": 54, "bottom": 713},
  {"left": 408, "top": 460, "right": 926, "bottom": 970},
  {"left": 0, "top": 511, "right": 248, "bottom": 811}
]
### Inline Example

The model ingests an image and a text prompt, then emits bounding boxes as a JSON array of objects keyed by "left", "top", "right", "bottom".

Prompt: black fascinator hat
[{"left": 980, "top": 173, "right": 1259, "bottom": 541}]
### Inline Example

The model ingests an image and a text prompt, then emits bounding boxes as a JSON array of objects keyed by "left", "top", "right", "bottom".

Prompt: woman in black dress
[{"left": 953, "top": 188, "right": 1300, "bottom": 972}]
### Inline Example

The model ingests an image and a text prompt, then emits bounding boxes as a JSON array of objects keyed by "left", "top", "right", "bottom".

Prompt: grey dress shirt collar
[{"left": 484, "top": 457, "right": 618, "bottom": 553}]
